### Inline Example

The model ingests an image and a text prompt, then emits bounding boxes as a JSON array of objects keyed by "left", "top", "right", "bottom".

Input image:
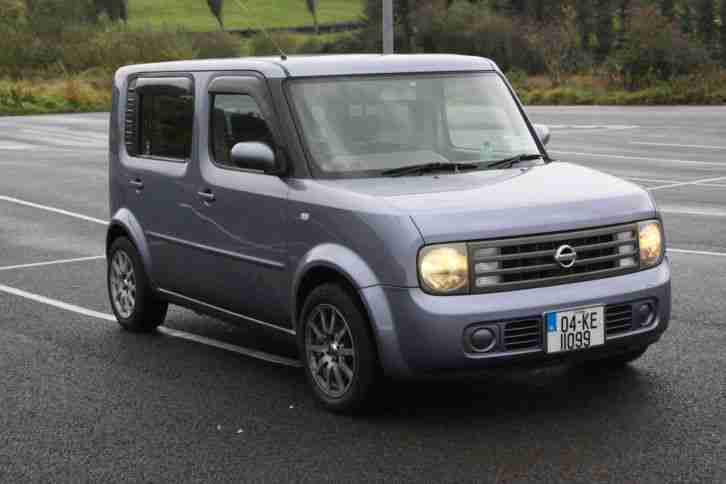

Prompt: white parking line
[
  {"left": 0, "top": 283, "right": 301, "bottom": 368},
  {"left": 0, "top": 255, "right": 106, "bottom": 272},
  {"left": 648, "top": 176, "right": 726, "bottom": 191},
  {"left": 551, "top": 150, "right": 726, "bottom": 167},
  {"left": 0, "top": 195, "right": 108, "bottom": 225},
  {"left": 549, "top": 125, "right": 640, "bottom": 130},
  {"left": 668, "top": 248, "right": 726, "bottom": 257},
  {"left": 660, "top": 206, "right": 726, "bottom": 217},
  {"left": 631, "top": 142, "right": 726, "bottom": 150}
]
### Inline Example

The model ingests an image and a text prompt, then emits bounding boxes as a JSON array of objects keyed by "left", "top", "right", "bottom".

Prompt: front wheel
[
  {"left": 299, "top": 284, "right": 379, "bottom": 414},
  {"left": 107, "top": 237, "right": 168, "bottom": 332}
]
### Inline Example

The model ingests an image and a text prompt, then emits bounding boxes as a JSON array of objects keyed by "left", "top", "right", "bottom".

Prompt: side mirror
[
  {"left": 533, "top": 124, "right": 551, "bottom": 147},
  {"left": 230, "top": 142, "right": 277, "bottom": 173}
]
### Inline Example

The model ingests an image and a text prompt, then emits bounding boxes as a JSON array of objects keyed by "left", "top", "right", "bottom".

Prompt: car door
[
  {"left": 120, "top": 75, "right": 198, "bottom": 292},
  {"left": 190, "top": 73, "right": 291, "bottom": 330}
]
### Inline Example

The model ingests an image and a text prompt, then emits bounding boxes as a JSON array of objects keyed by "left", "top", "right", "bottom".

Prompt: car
[{"left": 106, "top": 54, "right": 671, "bottom": 413}]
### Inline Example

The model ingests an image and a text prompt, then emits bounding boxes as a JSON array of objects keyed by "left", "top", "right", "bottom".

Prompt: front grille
[
  {"left": 469, "top": 224, "right": 640, "bottom": 293},
  {"left": 503, "top": 319, "right": 542, "bottom": 351},
  {"left": 605, "top": 303, "right": 634, "bottom": 335}
]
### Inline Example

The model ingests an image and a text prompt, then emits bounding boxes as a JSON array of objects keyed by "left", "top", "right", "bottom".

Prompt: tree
[
  {"left": 721, "top": 0, "right": 726, "bottom": 64},
  {"left": 660, "top": 0, "right": 674, "bottom": 20},
  {"left": 697, "top": 0, "right": 715, "bottom": 46},
  {"left": 595, "top": 0, "right": 614, "bottom": 61},
  {"left": 616, "top": 0, "right": 630, "bottom": 46},
  {"left": 576, "top": 0, "right": 594, "bottom": 48},
  {"left": 207, "top": 0, "right": 224, "bottom": 30},
  {"left": 305, "top": 0, "right": 318, "bottom": 35}
]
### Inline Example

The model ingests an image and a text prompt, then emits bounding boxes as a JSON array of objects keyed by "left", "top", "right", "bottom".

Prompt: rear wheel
[
  {"left": 299, "top": 283, "right": 379, "bottom": 413},
  {"left": 107, "top": 237, "right": 167, "bottom": 332}
]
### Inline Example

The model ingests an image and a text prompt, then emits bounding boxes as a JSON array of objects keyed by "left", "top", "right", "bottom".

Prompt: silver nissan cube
[{"left": 107, "top": 55, "right": 671, "bottom": 413}]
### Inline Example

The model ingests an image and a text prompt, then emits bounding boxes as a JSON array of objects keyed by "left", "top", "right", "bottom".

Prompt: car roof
[{"left": 116, "top": 54, "right": 498, "bottom": 80}]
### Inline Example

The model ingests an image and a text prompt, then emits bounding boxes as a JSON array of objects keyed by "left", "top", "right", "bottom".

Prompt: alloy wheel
[
  {"left": 110, "top": 250, "right": 136, "bottom": 319},
  {"left": 305, "top": 304, "right": 356, "bottom": 398}
]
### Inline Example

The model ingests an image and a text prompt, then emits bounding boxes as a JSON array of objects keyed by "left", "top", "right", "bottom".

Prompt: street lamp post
[{"left": 383, "top": 0, "right": 394, "bottom": 54}]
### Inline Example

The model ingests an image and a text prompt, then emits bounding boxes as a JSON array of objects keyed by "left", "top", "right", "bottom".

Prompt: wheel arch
[
  {"left": 292, "top": 245, "right": 385, "bottom": 363},
  {"left": 106, "top": 208, "right": 156, "bottom": 288}
]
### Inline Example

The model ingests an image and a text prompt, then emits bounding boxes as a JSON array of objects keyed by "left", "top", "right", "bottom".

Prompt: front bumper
[{"left": 361, "top": 260, "right": 671, "bottom": 378}]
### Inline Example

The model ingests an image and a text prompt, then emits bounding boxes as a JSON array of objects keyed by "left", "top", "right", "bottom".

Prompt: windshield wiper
[
  {"left": 483, "top": 153, "right": 545, "bottom": 170},
  {"left": 381, "top": 162, "right": 479, "bottom": 177}
]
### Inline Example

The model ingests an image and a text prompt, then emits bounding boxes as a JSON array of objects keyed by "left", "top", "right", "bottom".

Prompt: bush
[
  {"left": 0, "top": 0, "right": 26, "bottom": 28},
  {"left": 248, "top": 33, "right": 306, "bottom": 56},
  {"left": 607, "top": 6, "right": 713, "bottom": 89},
  {"left": 56, "top": 27, "right": 197, "bottom": 74},
  {"left": 416, "top": 1, "right": 545, "bottom": 74},
  {"left": 191, "top": 31, "right": 242, "bottom": 59},
  {"left": 25, "top": 0, "right": 96, "bottom": 34}
]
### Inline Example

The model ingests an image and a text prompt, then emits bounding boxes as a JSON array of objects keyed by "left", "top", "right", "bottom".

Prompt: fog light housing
[
  {"left": 468, "top": 327, "right": 497, "bottom": 353},
  {"left": 635, "top": 301, "right": 656, "bottom": 328}
]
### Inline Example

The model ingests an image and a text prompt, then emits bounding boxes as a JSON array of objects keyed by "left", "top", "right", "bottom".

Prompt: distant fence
[{"left": 229, "top": 21, "right": 365, "bottom": 38}]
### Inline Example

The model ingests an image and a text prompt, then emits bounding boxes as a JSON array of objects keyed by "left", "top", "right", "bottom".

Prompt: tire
[
  {"left": 107, "top": 237, "right": 168, "bottom": 333},
  {"left": 586, "top": 346, "right": 648, "bottom": 369},
  {"left": 298, "top": 283, "right": 379, "bottom": 414}
]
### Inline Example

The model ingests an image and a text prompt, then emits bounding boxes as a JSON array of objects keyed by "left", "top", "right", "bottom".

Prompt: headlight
[
  {"left": 639, "top": 220, "right": 664, "bottom": 268},
  {"left": 419, "top": 243, "right": 469, "bottom": 294}
]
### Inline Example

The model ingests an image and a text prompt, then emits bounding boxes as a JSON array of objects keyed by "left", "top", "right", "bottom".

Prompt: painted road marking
[
  {"left": 659, "top": 206, "right": 726, "bottom": 217},
  {"left": 0, "top": 195, "right": 108, "bottom": 225},
  {"left": 668, "top": 248, "right": 726, "bottom": 257},
  {"left": 0, "top": 283, "right": 302, "bottom": 368},
  {"left": 0, "top": 255, "right": 106, "bottom": 272},
  {"left": 631, "top": 141, "right": 726, "bottom": 150},
  {"left": 0, "top": 141, "right": 35, "bottom": 151},
  {"left": 551, "top": 150, "right": 726, "bottom": 167},
  {"left": 549, "top": 125, "right": 640, "bottom": 130},
  {"left": 616, "top": 176, "right": 726, "bottom": 188},
  {"left": 648, "top": 176, "right": 726, "bottom": 191}
]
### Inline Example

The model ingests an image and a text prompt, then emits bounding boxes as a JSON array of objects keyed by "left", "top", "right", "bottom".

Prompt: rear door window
[{"left": 137, "top": 85, "right": 194, "bottom": 160}]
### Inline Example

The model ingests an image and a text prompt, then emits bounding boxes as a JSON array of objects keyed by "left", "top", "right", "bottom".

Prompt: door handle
[
  {"left": 197, "top": 189, "right": 216, "bottom": 203},
  {"left": 129, "top": 178, "right": 144, "bottom": 190}
]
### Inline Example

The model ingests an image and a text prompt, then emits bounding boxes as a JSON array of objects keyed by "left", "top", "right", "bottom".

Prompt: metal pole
[{"left": 383, "top": 0, "right": 394, "bottom": 54}]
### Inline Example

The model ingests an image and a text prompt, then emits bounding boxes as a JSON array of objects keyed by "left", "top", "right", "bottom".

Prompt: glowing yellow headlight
[
  {"left": 639, "top": 220, "right": 664, "bottom": 268},
  {"left": 419, "top": 244, "right": 469, "bottom": 294}
]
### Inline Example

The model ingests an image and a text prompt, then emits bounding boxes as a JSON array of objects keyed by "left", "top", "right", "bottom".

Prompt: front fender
[
  {"left": 107, "top": 208, "right": 156, "bottom": 288},
  {"left": 290, "top": 243, "right": 381, "bottom": 320}
]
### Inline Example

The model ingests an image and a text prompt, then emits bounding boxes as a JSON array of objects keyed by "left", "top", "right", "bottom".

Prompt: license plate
[{"left": 545, "top": 306, "right": 605, "bottom": 354}]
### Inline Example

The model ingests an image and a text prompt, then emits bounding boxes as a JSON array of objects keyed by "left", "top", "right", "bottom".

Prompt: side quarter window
[
  {"left": 210, "top": 94, "right": 274, "bottom": 169},
  {"left": 126, "top": 77, "right": 194, "bottom": 161}
]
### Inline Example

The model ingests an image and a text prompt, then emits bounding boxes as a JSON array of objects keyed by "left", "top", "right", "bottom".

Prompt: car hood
[{"left": 316, "top": 162, "right": 656, "bottom": 243}]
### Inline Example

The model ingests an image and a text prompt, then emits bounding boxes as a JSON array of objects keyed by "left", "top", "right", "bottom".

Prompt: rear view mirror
[
  {"left": 230, "top": 142, "right": 276, "bottom": 172},
  {"left": 533, "top": 124, "right": 551, "bottom": 146}
]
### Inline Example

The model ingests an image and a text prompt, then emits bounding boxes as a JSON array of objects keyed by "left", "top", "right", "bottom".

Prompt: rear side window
[
  {"left": 210, "top": 94, "right": 274, "bottom": 168},
  {"left": 125, "top": 77, "right": 195, "bottom": 161},
  {"left": 139, "top": 93, "right": 194, "bottom": 160}
]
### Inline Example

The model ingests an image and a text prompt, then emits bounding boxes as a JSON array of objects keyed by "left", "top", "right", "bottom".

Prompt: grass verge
[
  {"left": 127, "top": 0, "right": 362, "bottom": 32},
  {"left": 0, "top": 77, "right": 111, "bottom": 116}
]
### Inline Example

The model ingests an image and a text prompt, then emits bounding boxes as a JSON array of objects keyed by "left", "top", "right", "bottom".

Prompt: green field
[{"left": 127, "top": 0, "right": 363, "bottom": 31}]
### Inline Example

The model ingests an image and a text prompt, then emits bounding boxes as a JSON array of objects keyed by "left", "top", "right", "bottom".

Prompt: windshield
[{"left": 288, "top": 72, "right": 541, "bottom": 178}]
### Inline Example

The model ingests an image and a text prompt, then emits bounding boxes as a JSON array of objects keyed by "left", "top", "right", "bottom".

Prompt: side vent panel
[{"left": 124, "top": 82, "right": 137, "bottom": 156}]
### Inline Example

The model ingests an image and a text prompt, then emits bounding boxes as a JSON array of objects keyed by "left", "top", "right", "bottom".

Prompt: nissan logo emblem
[{"left": 554, "top": 244, "right": 577, "bottom": 269}]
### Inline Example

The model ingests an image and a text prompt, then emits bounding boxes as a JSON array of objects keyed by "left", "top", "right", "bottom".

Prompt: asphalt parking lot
[{"left": 1, "top": 106, "right": 725, "bottom": 482}]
